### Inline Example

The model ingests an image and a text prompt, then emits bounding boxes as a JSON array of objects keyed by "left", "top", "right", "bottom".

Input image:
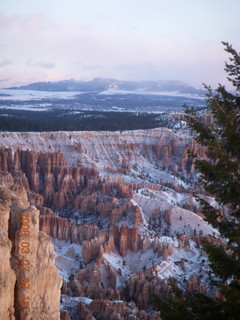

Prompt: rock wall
[
  {"left": 0, "top": 196, "right": 16, "bottom": 319},
  {"left": 128, "top": 272, "right": 172, "bottom": 310},
  {"left": 0, "top": 183, "right": 62, "bottom": 320}
]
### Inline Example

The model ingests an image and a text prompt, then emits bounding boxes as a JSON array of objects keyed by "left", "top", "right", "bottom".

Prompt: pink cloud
[
  {"left": 0, "top": 11, "right": 53, "bottom": 36},
  {"left": 0, "top": 59, "right": 13, "bottom": 67},
  {"left": 0, "top": 70, "right": 61, "bottom": 88}
]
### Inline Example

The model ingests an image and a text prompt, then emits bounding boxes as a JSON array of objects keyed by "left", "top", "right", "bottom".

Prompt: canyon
[{"left": 0, "top": 127, "right": 218, "bottom": 319}]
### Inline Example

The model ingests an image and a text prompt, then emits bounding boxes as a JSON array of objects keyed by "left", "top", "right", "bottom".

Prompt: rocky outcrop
[
  {"left": 74, "top": 194, "right": 133, "bottom": 222},
  {"left": 80, "top": 224, "right": 146, "bottom": 265},
  {"left": 40, "top": 214, "right": 99, "bottom": 244},
  {"left": 0, "top": 147, "right": 100, "bottom": 210},
  {"left": 60, "top": 310, "right": 71, "bottom": 320},
  {"left": 82, "top": 234, "right": 108, "bottom": 264},
  {"left": 117, "top": 225, "right": 142, "bottom": 256},
  {"left": 80, "top": 223, "right": 177, "bottom": 265},
  {"left": 0, "top": 183, "right": 62, "bottom": 320},
  {"left": 0, "top": 147, "right": 137, "bottom": 221},
  {"left": 78, "top": 302, "right": 96, "bottom": 320},
  {"left": 0, "top": 231, "right": 16, "bottom": 320},
  {"left": 153, "top": 137, "right": 205, "bottom": 178},
  {"left": 186, "top": 276, "right": 207, "bottom": 294},
  {"left": 0, "top": 200, "right": 16, "bottom": 319},
  {"left": 128, "top": 272, "right": 172, "bottom": 310},
  {"left": 77, "top": 299, "right": 161, "bottom": 320},
  {"left": 71, "top": 270, "right": 120, "bottom": 301}
]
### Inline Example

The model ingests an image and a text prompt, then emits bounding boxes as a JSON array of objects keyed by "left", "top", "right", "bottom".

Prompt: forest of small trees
[{"left": 0, "top": 109, "right": 177, "bottom": 132}]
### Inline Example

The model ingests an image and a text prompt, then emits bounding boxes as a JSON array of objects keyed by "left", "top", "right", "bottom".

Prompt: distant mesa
[
  {"left": 7, "top": 78, "right": 205, "bottom": 96},
  {"left": 0, "top": 93, "right": 12, "bottom": 97}
]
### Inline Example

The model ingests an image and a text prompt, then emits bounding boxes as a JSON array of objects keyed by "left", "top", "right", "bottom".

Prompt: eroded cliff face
[
  {"left": 0, "top": 128, "right": 205, "bottom": 178},
  {"left": 0, "top": 183, "right": 62, "bottom": 320},
  {"left": 0, "top": 196, "right": 16, "bottom": 320},
  {"left": 0, "top": 128, "right": 206, "bottom": 218},
  {"left": 0, "top": 147, "right": 100, "bottom": 210},
  {"left": 0, "top": 129, "right": 218, "bottom": 320}
]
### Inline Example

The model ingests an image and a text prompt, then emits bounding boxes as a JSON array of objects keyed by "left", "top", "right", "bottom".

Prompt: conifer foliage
[{"left": 153, "top": 42, "right": 240, "bottom": 319}]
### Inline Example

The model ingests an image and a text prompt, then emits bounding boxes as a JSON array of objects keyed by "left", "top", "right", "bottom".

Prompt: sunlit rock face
[{"left": 0, "top": 183, "right": 62, "bottom": 320}]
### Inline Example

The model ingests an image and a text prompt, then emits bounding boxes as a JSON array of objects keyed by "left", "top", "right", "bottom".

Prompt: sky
[{"left": 0, "top": 0, "right": 239, "bottom": 89}]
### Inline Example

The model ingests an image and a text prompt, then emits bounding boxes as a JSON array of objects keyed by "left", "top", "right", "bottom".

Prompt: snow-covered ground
[
  {"left": 0, "top": 89, "right": 80, "bottom": 101},
  {"left": 102, "top": 237, "right": 209, "bottom": 289},
  {"left": 52, "top": 239, "right": 84, "bottom": 280},
  {"left": 100, "top": 88, "right": 205, "bottom": 100}
]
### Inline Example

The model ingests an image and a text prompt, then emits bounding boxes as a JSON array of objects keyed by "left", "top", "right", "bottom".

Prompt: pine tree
[{"left": 153, "top": 42, "right": 240, "bottom": 319}]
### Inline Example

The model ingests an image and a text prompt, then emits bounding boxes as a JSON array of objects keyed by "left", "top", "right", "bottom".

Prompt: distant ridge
[{"left": 8, "top": 78, "right": 205, "bottom": 95}]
